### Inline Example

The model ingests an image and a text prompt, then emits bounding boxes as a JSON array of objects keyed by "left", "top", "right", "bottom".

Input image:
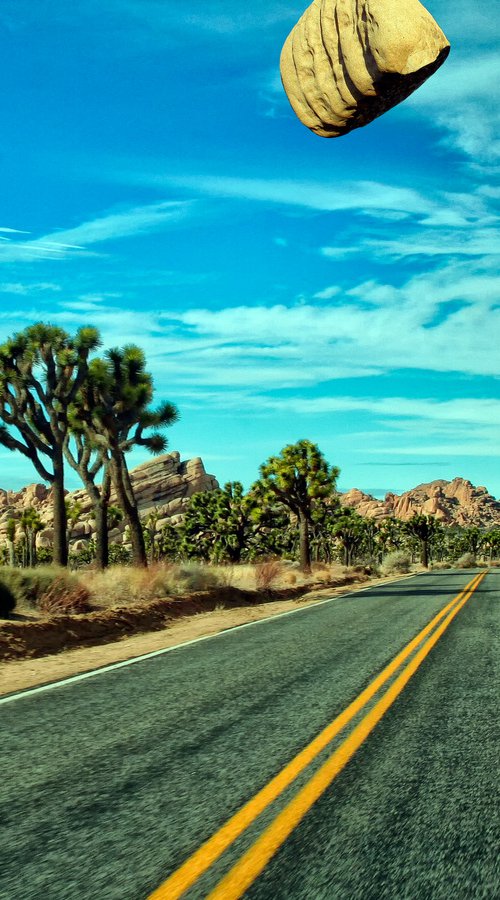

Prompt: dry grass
[
  {"left": 39, "top": 578, "right": 92, "bottom": 615},
  {"left": 254, "top": 559, "right": 283, "bottom": 591},
  {"left": 93, "top": 560, "right": 330, "bottom": 607},
  {"left": 2, "top": 560, "right": 358, "bottom": 618}
]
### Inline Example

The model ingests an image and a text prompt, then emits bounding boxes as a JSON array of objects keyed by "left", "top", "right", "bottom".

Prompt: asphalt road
[{"left": 0, "top": 569, "right": 498, "bottom": 899}]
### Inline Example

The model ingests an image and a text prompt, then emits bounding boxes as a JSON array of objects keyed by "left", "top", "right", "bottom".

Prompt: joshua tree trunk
[
  {"left": 420, "top": 539, "right": 429, "bottom": 568},
  {"left": 92, "top": 500, "right": 108, "bottom": 570},
  {"left": 110, "top": 456, "right": 147, "bottom": 567},
  {"left": 298, "top": 510, "right": 311, "bottom": 573},
  {"left": 92, "top": 471, "right": 111, "bottom": 570},
  {"left": 52, "top": 453, "right": 68, "bottom": 567}
]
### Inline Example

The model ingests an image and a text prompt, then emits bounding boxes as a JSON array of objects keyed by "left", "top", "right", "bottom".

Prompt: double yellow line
[{"left": 149, "top": 572, "right": 486, "bottom": 900}]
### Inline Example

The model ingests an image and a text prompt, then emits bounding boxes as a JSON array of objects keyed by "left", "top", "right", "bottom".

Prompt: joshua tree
[
  {"left": 19, "top": 507, "right": 43, "bottom": 567},
  {"left": 332, "top": 512, "right": 366, "bottom": 566},
  {"left": 181, "top": 482, "right": 258, "bottom": 563},
  {"left": 482, "top": 529, "right": 500, "bottom": 563},
  {"left": 253, "top": 440, "right": 339, "bottom": 572},
  {"left": 145, "top": 506, "right": 161, "bottom": 563},
  {"left": 0, "top": 323, "right": 101, "bottom": 565},
  {"left": 404, "top": 513, "right": 439, "bottom": 568},
  {"left": 6, "top": 517, "right": 16, "bottom": 567},
  {"left": 71, "top": 345, "right": 179, "bottom": 567},
  {"left": 63, "top": 432, "right": 113, "bottom": 570},
  {"left": 65, "top": 498, "right": 83, "bottom": 550}
]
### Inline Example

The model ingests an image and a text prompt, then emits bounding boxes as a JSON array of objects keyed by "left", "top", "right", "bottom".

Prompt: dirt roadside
[{"left": 0, "top": 574, "right": 411, "bottom": 697}]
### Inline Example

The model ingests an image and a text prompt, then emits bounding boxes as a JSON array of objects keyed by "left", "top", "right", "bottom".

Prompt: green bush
[
  {"left": 0, "top": 580, "right": 16, "bottom": 618},
  {"left": 455, "top": 552, "right": 477, "bottom": 568},
  {"left": 381, "top": 550, "right": 412, "bottom": 575},
  {"left": 0, "top": 567, "right": 85, "bottom": 610},
  {"left": 176, "top": 562, "right": 220, "bottom": 592},
  {"left": 0, "top": 567, "right": 60, "bottom": 608}
]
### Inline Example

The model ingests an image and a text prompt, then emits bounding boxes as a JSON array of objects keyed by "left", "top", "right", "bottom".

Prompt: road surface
[{"left": 0, "top": 569, "right": 498, "bottom": 899}]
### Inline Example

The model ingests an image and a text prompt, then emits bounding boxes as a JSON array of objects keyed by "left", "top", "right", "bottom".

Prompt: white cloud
[
  {"left": 0, "top": 282, "right": 61, "bottom": 295},
  {"left": 360, "top": 227, "right": 500, "bottom": 260},
  {"left": 0, "top": 201, "right": 192, "bottom": 263},
  {"left": 405, "top": 52, "right": 500, "bottom": 163},
  {"left": 135, "top": 173, "right": 449, "bottom": 220},
  {"left": 313, "top": 285, "right": 342, "bottom": 300}
]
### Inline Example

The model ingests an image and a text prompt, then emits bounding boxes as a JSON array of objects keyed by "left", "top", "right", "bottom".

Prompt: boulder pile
[
  {"left": 340, "top": 478, "right": 500, "bottom": 527},
  {"left": 0, "top": 453, "right": 219, "bottom": 552}
]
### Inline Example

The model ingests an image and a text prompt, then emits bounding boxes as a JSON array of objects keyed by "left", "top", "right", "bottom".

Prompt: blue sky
[{"left": 0, "top": 0, "right": 499, "bottom": 497}]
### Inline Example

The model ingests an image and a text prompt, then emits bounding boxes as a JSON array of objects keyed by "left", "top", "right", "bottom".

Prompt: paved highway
[{"left": 0, "top": 569, "right": 498, "bottom": 899}]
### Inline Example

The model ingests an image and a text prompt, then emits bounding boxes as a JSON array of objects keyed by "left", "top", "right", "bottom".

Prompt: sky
[{"left": 0, "top": 0, "right": 499, "bottom": 497}]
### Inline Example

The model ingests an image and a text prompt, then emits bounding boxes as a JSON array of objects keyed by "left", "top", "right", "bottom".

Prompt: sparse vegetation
[
  {"left": 381, "top": 550, "right": 412, "bottom": 575},
  {"left": 254, "top": 559, "right": 282, "bottom": 591},
  {"left": 455, "top": 552, "right": 477, "bottom": 568},
  {"left": 38, "top": 577, "right": 92, "bottom": 615}
]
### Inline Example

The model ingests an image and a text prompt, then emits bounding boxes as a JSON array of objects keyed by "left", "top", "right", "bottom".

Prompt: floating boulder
[{"left": 280, "top": 0, "right": 450, "bottom": 137}]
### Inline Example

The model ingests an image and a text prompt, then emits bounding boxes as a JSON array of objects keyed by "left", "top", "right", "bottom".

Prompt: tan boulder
[{"left": 280, "top": 0, "right": 450, "bottom": 137}]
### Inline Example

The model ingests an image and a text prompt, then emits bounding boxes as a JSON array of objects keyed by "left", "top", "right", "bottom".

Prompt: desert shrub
[
  {"left": 381, "top": 550, "right": 412, "bottom": 575},
  {"left": 455, "top": 552, "right": 477, "bottom": 568},
  {"left": 87, "top": 567, "right": 144, "bottom": 608},
  {"left": 86, "top": 562, "right": 220, "bottom": 608},
  {"left": 176, "top": 562, "right": 219, "bottom": 592},
  {"left": 430, "top": 561, "right": 451, "bottom": 570},
  {"left": 214, "top": 566, "right": 235, "bottom": 588},
  {"left": 0, "top": 581, "right": 16, "bottom": 617},
  {"left": 38, "top": 577, "right": 92, "bottom": 615},
  {"left": 0, "top": 567, "right": 68, "bottom": 609},
  {"left": 254, "top": 559, "right": 282, "bottom": 591},
  {"left": 109, "top": 544, "right": 132, "bottom": 566}
]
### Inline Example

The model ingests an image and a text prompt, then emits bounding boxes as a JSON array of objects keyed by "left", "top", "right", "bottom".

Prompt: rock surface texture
[
  {"left": 340, "top": 478, "right": 500, "bottom": 527},
  {"left": 280, "top": 0, "right": 450, "bottom": 137},
  {"left": 0, "top": 453, "right": 219, "bottom": 550}
]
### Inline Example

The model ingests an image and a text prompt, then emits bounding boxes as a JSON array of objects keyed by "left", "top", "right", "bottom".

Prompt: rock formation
[
  {"left": 280, "top": 0, "right": 450, "bottom": 137},
  {"left": 1, "top": 466, "right": 498, "bottom": 554},
  {"left": 340, "top": 478, "right": 500, "bottom": 527},
  {"left": 0, "top": 453, "right": 219, "bottom": 551}
]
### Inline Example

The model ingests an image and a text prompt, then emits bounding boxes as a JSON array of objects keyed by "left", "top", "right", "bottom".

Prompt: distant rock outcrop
[
  {"left": 0, "top": 453, "right": 219, "bottom": 551},
  {"left": 340, "top": 478, "right": 500, "bottom": 527},
  {"left": 1, "top": 467, "right": 498, "bottom": 554}
]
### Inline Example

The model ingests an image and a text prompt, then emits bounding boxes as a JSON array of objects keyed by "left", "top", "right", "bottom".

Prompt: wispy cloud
[
  {"left": 405, "top": 53, "right": 500, "bottom": 164},
  {"left": 124, "top": 171, "right": 498, "bottom": 235},
  {"left": 0, "top": 281, "right": 61, "bottom": 295},
  {"left": 0, "top": 0, "right": 302, "bottom": 39},
  {"left": 137, "top": 173, "right": 443, "bottom": 221},
  {"left": 0, "top": 201, "right": 193, "bottom": 263},
  {"left": 322, "top": 226, "right": 500, "bottom": 262}
]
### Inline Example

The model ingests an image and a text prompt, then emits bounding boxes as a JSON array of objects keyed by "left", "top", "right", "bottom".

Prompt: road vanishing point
[{"left": 1, "top": 569, "right": 499, "bottom": 899}]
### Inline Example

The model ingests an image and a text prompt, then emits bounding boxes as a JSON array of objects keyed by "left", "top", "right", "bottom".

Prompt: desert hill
[{"left": 340, "top": 478, "right": 500, "bottom": 528}]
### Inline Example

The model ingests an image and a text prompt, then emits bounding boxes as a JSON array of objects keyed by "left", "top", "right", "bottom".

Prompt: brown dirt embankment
[{"left": 0, "top": 573, "right": 370, "bottom": 664}]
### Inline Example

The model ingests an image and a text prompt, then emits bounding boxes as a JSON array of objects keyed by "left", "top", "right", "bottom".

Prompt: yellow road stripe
[
  {"left": 207, "top": 572, "right": 486, "bottom": 899},
  {"left": 148, "top": 573, "right": 482, "bottom": 900}
]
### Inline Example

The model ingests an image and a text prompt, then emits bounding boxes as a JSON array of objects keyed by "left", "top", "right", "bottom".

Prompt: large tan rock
[
  {"left": 0, "top": 452, "right": 220, "bottom": 551},
  {"left": 280, "top": 0, "right": 450, "bottom": 137},
  {"left": 339, "top": 478, "right": 500, "bottom": 527}
]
